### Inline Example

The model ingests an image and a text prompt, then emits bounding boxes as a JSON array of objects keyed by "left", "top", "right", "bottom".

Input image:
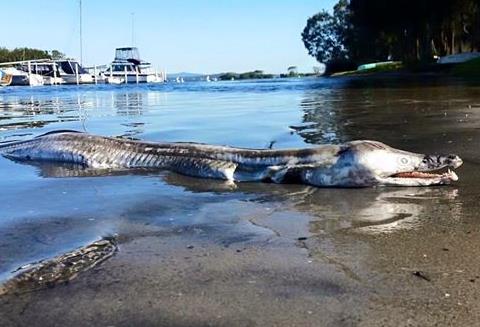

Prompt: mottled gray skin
[{"left": 0, "top": 131, "right": 463, "bottom": 187}]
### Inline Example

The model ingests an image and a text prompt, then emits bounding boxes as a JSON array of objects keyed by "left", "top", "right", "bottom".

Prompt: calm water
[{"left": 1, "top": 77, "right": 479, "bottom": 281}]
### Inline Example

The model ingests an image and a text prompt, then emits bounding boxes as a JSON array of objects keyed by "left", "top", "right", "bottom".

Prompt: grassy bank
[
  {"left": 331, "top": 61, "right": 404, "bottom": 77},
  {"left": 330, "top": 59, "right": 480, "bottom": 78},
  {"left": 451, "top": 58, "right": 480, "bottom": 78}
]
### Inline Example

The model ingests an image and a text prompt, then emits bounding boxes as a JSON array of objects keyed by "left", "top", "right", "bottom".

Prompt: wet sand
[
  {"left": 1, "top": 180, "right": 480, "bottom": 327},
  {"left": 2, "top": 79, "right": 480, "bottom": 326}
]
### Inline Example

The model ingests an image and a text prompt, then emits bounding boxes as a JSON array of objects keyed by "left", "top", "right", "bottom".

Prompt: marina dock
[{"left": 0, "top": 47, "right": 166, "bottom": 87}]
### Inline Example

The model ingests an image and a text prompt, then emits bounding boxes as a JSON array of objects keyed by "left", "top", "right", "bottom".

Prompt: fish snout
[
  {"left": 445, "top": 154, "right": 463, "bottom": 169},
  {"left": 420, "top": 154, "right": 463, "bottom": 170}
]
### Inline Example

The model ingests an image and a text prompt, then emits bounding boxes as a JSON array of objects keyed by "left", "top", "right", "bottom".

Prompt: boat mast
[
  {"left": 79, "top": 0, "right": 83, "bottom": 64},
  {"left": 131, "top": 12, "right": 135, "bottom": 46}
]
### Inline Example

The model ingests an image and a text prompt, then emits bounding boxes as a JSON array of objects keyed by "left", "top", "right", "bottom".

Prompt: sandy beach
[{"left": 1, "top": 177, "right": 480, "bottom": 327}]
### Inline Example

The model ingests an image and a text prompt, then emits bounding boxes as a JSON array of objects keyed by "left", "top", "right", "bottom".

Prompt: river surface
[{"left": 0, "top": 77, "right": 480, "bottom": 325}]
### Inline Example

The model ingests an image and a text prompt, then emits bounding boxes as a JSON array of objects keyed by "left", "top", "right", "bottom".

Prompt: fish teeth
[
  {"left": 442, "top": 169, "right": 458, "bottom": 181},
  {"left": 449, "top": 170, "right": 458, "bottom": 181}
]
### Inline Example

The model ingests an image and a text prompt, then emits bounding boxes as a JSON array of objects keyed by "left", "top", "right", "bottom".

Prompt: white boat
[
  {"left": 105, "top": 76, "right": 124, "bottom": 84},
  {"left": 102, "top": 47, "right": 164, "bottom": 84},
  {"left": 0, "top": 67, "right": 44, "bottom": 86},
  {"left": 18, "top": 62, "right": 63, "bottom": 85},
  {"left": 0, "top": 57, "right": 98, "bottom": 86},
  {"left": 43, "top": 76, "right": 64, "bottom": 85},
  {"left": 56, "top": 60, "right": 94, "bottom": 84}
]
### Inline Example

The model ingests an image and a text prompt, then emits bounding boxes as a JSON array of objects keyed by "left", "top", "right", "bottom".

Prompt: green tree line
[
  {"left": 302, "top": 0, "right": 480, "bottom": 72},
  {"left": 0, "top": 47, "right": 66, "bottom": 63},
  {"left": 218, "top": 70, "right": 274, "bottom": 80}
]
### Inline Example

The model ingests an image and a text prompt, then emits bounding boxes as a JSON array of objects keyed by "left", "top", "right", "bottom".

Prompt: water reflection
[
  {"left": 306, "top": 188, "right": 461, "bottom": 234},
  {"left": 0, "top": 89, "right": 167, "bottom": 139},
  {"left": 294, "top": 85, "right": 480, "bottom": 150},
  {"left": 291, "top": 90, "right": 347, "bottom": 144},
  {"left": 16, "top": 160, "right": 464, "bottom": 235},
  {"left": 113, "top": 92, "right": 144, "bottom": 116},
  {"left": 158, "top": 176, "right": 463, "bottom": 235}
]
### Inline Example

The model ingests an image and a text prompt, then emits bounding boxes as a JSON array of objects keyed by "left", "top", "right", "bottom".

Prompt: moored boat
[
  {"left": 102, "top": 47, "right": 164, "bottom": 84},
  {"left": 55, "top": 60, "right": 94, "bottom": 84},
  {"left": 17, "top": 62, "right": 63, "bottom": 85},
  {"left": 0, "top": 67, "right": 44, "bottom": 86}
]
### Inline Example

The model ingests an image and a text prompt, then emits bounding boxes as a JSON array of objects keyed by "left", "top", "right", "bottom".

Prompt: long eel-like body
[
  {"left": 0, "top": 131, "right": 339, "bottom": 182},
  {"left": 0, "top": 131, "right": 463, "bottom": 187}
]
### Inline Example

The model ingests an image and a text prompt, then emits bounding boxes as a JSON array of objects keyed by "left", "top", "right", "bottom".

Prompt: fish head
[{"left": 348, "top": 141, "right": 462, "bottom": 186}]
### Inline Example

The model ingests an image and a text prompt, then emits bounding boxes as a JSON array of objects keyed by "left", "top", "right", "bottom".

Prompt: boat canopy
[
  {"left": 57, "top": 61, "right": 88, "bottom": 75},
  {"left": 18, "top": 63, "right": 62, "bottom": 77},
  {"left": 115, "top": 47, "right": 141, "bottom": 62}
]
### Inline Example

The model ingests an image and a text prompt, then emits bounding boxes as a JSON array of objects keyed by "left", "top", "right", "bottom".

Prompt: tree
[
  {"left": 0, "top": 47, "right": 51, "bottom": 63},
  {"left": 287, "top": 66, "right": 298, "bottom": 76},
  {"left": 347, "top": 0, "right": 480, "bottom": 62},
  {"left": 50, "top": 50, "right": 66, "bottom": 60},
  {"left": 313, "top": 65, "right": 326, "bottom": 75},
  {"left": 301, "top": 0, "right": 355, "bottom": 73},
  {"left": 302, "top": 11, "right": 345, "bottom": 64},
  {"left": 0, "top": 47, "right": 69, "bottom": 63}
]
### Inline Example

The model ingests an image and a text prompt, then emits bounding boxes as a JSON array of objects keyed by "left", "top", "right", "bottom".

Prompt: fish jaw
[
  {"left": 377, "top": 169, "right": 459, "bottom": 186},
  {"left": 374, "top": 153, "right": 463, "bottom": 187}
]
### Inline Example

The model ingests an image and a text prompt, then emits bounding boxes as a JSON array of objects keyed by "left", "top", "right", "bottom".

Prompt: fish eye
[{"left": 400, "top": 157, "right": 409, "bottom": 165}]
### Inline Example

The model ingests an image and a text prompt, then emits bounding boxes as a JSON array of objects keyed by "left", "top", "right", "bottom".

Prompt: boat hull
[
  {"left": 61, "top": 74, "right": 95, "bottom": 84},
  {"left": 104, "top": 73, "right": 150, "bottom": 84}
]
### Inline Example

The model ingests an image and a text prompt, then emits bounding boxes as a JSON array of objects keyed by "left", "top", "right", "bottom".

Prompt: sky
[{"left": 1, "top": 0, "right": 337, "bottom": 74}]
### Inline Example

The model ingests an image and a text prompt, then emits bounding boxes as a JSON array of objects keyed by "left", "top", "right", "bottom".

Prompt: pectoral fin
[
  {"left": 269, "top": 164, "right": 321, "bottom": 184},
  {"left": 169, "top": 158, "right": 237, "bottom": 181}
]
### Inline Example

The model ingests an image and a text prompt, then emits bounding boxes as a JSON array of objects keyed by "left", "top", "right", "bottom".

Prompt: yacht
[
  {"left": 18, "top": 60, "right": 93, "bottom": 85},
  {"left": 18, "top": 62, "right": 63, "bottom": 85},
  {"left": 0, "top": 58, "right": 93, "bottom": 86},
  {"left": 56, "top": 60, "right": 94, "bottom": 84},
  {"left": 0, "top": 67, "right": 44, "bottom": 86},
  {"left": 102, "top": 47, "right": 163, "bottom": 84}
]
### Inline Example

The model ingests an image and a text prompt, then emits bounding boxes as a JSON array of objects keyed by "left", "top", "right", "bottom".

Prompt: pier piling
[
  {"left": 75, "top": 64, "right": 80, "bottom": 85},
  {"left": 27, "top": 61, "right": 32, "bottom": 87}
]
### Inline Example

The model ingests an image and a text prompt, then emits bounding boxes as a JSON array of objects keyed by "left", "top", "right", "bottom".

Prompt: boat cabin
[{"left": 57, "top": 60, "right": 89, "bottom": 75}]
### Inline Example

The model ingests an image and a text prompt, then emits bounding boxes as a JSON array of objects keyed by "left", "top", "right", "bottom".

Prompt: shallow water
[{"left": 0, "top": 77, "right": 480, "bottom": 283}]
